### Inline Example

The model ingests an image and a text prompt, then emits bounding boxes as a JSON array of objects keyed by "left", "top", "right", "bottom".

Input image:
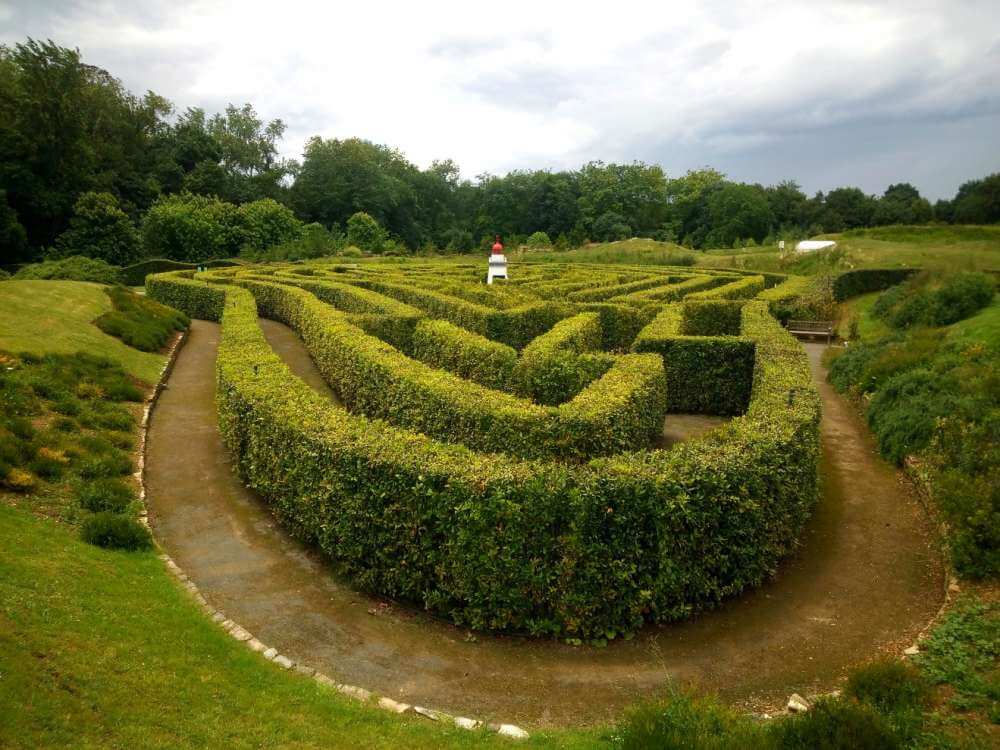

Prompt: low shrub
[
  {"left": 77, "top": 478, "right": 136, "bottom": 513},
  {"left": 845, "top": 660, "right": 929, "bottom": 715},
  {"left": 616, "top": 692, "right": 762, "bottom": 749},
  {"left": 94, "top": 285, "right": 189, "bottom": 352},
  {"left": 80, "top": 512, "right": 152, "bottom": 551},
  {"left": 13, "top": 255, "right": 122, "bottom": 284},
  {"left": 78, "top": 450, "right": 132, "bottom": 479},
  {"left": 3, "top": 467, "right": 36, "bottom": 492},
  {"left": 833, "top": 268, "right": 917, "bottom": 301},
  {"left": 769, "top": 698, "right": 900, "bottom": 750},
  {"left": 514, "top": 313, "right": 612, "bottom": 404}
]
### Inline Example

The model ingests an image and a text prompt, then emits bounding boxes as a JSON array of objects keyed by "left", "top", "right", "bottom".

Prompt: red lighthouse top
[{"left": 491, "top": 235, "right": 503, "bottom": 255}]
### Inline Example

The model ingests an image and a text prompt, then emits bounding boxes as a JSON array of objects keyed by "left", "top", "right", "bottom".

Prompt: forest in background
[{"left": 2, "top": 38, "right": 999, "bottom": 266}]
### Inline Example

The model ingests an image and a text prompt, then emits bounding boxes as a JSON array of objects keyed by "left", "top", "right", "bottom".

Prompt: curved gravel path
[{"left": 145, "top": 320, "right": 944, "bottom": 727}]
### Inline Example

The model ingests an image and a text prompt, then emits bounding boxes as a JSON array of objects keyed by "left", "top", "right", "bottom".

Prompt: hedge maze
[{"left": 148, "top": 261, "right": 821, "bottom": 640}]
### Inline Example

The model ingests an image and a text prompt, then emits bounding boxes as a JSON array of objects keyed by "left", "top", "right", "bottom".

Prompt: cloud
[{"left": 1, "top": 0, "right": 997, "bottom": 198}]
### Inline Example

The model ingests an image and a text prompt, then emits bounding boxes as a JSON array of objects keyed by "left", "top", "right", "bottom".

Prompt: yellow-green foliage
[
  {"left": 687, "top": 274, "right": 765, "bottom": 300},
  {"left": 148, "top": 268, "right": 820, "bottom": 639}
]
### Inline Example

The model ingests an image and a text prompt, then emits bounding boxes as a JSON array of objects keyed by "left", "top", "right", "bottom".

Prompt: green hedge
[
  {"left": 679, "top": 300, "right": 745, "bottom": 336},
  {"left": 632, "top": 304, "right": 755, "bottom": 415},
  {"left": 410, "top": 319, "right": 518, "bottom": 391},
  {"left": 122, "top": 258, "right": 238, "bottom": 286},
  {"left": 756, "top": 275, "right": 812, "bottom": 323},
  {"left": 514, "top": 313, "right": 613, "bottom": 404},
  {"left": 234, "top": 278, "right": 665, "bottom": 459},
  {"left": 832, "top": 268, "right": 918, "bottom": 301},
  {"left": 567, "top": 273, "right": 677, "bottom": 303},
  {"left": 612, "top": 274, "right": 731, "bottom": 305},
  {"left": 350, "top": 278, "right": 571, "bottom": 349},
  {"left": 573, "top": 302, "right": 655, "bottom": 351},
  {"left": 152, "top": 271, "right": 820, "bottom": 640},
  {"left": 686, "top": 274, "right": 765, "bottom": 301},
  {"left": 146, "top": 272, "right": 226, "bottom": 321}
]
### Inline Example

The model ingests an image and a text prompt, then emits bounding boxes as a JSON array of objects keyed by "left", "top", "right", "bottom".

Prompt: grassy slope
[
  {"left": 0, "top": 280, "right": 165, "bottom": 383},
  {"left": 0, "top": 507, "right": 600, "bottom": 750},
  {"left": 697, "top": 225, "right": 1000, "bottom": 275}
]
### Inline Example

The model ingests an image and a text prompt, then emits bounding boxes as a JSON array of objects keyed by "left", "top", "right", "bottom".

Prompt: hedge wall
[
  {"left": 832, "top": 268, "right": 919, "bottom": 301},
  {"left": 686, "top": 274, "right": 765, "bottom": 301},
  {"left": 150, "top": 271, "right": 820, "bottom": 641},
  {"left": 756, "top": 275, "right": 812, "bottom": 323},
  {"left": 123, "top": 258, "right": 238, "bottom": 286},
  {"left": 632, "top": 304, "right": 755, "bottom": 415},
  {"left": 612, "top": 274, "right": 731, "bottom": 305},
  {"left": 411, "top": 319, "right": 518, "bottom": 391},
  {"left": 514, "top": 313, "right": 613, "bottom": 405},
  {"left": 234, "top": 278, "right": 665, "bottom": 459}
]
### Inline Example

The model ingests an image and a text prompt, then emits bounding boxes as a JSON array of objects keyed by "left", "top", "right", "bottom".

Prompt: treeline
[{"left": 2, "top": 39, "right": 999, "bottom": 264}]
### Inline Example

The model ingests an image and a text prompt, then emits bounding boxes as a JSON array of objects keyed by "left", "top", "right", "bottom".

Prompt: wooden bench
[{"left": 786, "top": 320, "right": 835, "bottom": 343}]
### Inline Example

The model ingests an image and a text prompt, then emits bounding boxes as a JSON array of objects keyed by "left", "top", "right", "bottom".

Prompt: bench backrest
[{"left": 787, "top": 320, "right": 834, "bottom": 332}]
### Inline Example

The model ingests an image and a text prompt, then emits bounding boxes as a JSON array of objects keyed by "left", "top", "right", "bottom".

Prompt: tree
[
  {"left": 765, "top": 180, "right": 808, "bottom": 229},
  {"left": 873, "top": 183, "right": 932, "bottom": 225},
  {"left": 701, "top": 182, "right": 774, "bottom": 248},
  {"left": 54, "top": 192, "right": 140, "bottom": 265},
  {"left": 526, "top": 231, "right": 552, "bottom": 248},
  {"left": 346, "top": 211, "right": 387, "bottom": 253},
  {"left": 824, "top": 187, "right": 876, "bottom": 229},
  {"left": 591, "top": 211, "right": 631, "bottom": 242},
  {"left": 952, "top": 173, "right": 1000, "bottom": 224},
  {"left": 208, "top": 103, "right": 293, "bottom": 202},
  {"left": 0, "top": 190, "right": 29, "bottom": 263},
  {"left": 577, "top": 161, "right": 667, "bottom": 238}
]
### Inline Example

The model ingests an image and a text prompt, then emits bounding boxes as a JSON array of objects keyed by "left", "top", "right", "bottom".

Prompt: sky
[{"left": 2, "top": 0, "right": 999, "bottom": 200}]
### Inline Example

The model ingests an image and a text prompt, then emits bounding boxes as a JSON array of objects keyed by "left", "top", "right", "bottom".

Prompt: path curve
[{"left": 145, "top": 320, "right": 943, "bottom": 727}]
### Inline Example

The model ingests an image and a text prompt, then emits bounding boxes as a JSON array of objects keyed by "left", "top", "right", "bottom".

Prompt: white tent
[{"left": 795, "top": 240, "right": 837, "bottom": 253}]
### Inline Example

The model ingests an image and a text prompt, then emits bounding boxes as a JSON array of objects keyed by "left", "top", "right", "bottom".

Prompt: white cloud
[{"left": 2, "top": 0, "right": 998, "bottom": 197}]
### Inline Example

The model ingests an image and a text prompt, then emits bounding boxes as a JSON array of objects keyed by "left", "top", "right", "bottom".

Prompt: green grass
[
  {"left": 0, "top": 505, "right": 602, "bottom": 749},
  {"left": 948, "top": 298, "right": 1000, "bottom": 351},
  {"left": 0, "top": 280, "right": 166, "bottom": 383},
  {"left": 697, "top": 225, "right": 1000, "bottom": 275},
  {"left": 836, "top": 292, "right": 893, "bottom": 341}
]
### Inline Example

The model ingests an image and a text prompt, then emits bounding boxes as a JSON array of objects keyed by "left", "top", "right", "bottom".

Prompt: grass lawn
[
  {"left": 836, "top": 292, "right": 892, "bottom": 341},
  {"left": 0, "top": 280, "right": 165, "bottom": 383},
  {"left": 0, "top": 505, "right": 602, "bottom": 749},
  {"left": 948, "top": 297, "right": 1000, "bottom": 351}
]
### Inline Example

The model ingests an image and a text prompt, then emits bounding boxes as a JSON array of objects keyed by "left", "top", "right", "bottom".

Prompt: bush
[
  {"left": 927, "top": 272, "right": 995, "bottom": 326},
  {"left": 81, "top": 512, "right": 152, "bottom": 551},
  {"left": 141, "top": 192, "right": 244, "bottom": 261},
  {"left": 238, "top": 198, "right": 304, "bottom": 251},
  {"left": 122, "top": 259, "right": 238, "bottom": 286},
  {"left": 617, "top": 692, "right": 762, "bottom": 749},
  {"left": 686, "top": 275, "right": 765, "bottom": 301},
  {"left": 526, "top": 231, "right": 552, "bottom": 249},
  {"left": 832, "top": 268, "right": 917, "bottom": 301},
  {"left": 866, "top": 369, "right": 961, "bottom": 464},
  {"left": 410, "top": 319, "right": 518, "bottom": 391},
  {"left": 77, "top": 478, "right": 136, "bottom": 513},
  {"left": 53, "top": 191, "right": 141, "bottom": 266},
  {"left": 769, "top": 697, "right": 900, "bottom": 750},
  {"left": 514, "top": 313, "right": 611, "bottom": 404},
  {"left": 14, "top": 256, "right": 122, "bottom": 284},
  {"left": 845, "top": 660, "right": 928, "bottom": 715},
  {"left": 346, "top": 212, "right": 387, "bottom": 253},
  {"left": 78, "top": 450, "right": 132, "bottom": 479},
  {"left": 94, "top": 285, "right": 189, "bottom": 352}
]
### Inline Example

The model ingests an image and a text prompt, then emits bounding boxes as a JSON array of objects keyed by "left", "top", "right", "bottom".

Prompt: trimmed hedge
[
  {"left": 757, "top": 275, "right": 812, "bottom": 323},
  {"left": 515, "top": 313, "right": 612, "bottom": 405},
  {"left": 574, "top": 302, "right": 656, "bottom": 351},
  {"left": 632, "top": 303, "right": 755, "bottom": 415},
  {"left": 122, "top": 258, "right": 238, "bottom": 286},
  {"left": 146, "top": 271, "right": 226, "bottom": 321},
  {"left": 410, "top": 319, "right": 518, "bottom": 391},
  {"left": 686, "top": 274, "right": 765, "bottom": 301},
  {"left": 151, "top": 270, "right": 820, "bottom": 640},
  {"left": 567, "top": 273, "right": 677, "bottom": 303},
  {"left": 234, "top": 278, "right": 665, "bottom": 459},
  {"left": 612, "top": 274, "right": 732, "bottom": 305},
  {"left": 832, "top": 268, "right": 918, "bottom": 301}
]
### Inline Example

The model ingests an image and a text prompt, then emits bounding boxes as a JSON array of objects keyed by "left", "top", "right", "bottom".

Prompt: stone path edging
[{"left": 132, "top": 327, "right": 530, "bottom": 741}]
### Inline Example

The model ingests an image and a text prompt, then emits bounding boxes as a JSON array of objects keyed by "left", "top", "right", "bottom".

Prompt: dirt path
[{"left": 145, "top": 323, "right": 943, "bottom": 727}]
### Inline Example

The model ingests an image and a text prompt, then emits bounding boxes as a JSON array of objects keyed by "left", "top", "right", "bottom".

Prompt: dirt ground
[{"left": 144, "top": 321, "right": 944, "bottom": 727}]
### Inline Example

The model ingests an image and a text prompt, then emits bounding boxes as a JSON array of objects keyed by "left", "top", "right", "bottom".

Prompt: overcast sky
[{"left": 2, "top": 0, "right": 998, "bottom": 199}]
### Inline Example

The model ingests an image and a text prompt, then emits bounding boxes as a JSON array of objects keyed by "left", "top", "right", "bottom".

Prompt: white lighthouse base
[{"left": 487, "top": 255, "right": 508, "bottom": 284}]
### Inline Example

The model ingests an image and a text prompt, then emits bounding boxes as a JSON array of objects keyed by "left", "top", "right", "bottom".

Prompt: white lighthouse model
[{"left": 487, "top": 235, "right": 508, "bottom": 284}]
